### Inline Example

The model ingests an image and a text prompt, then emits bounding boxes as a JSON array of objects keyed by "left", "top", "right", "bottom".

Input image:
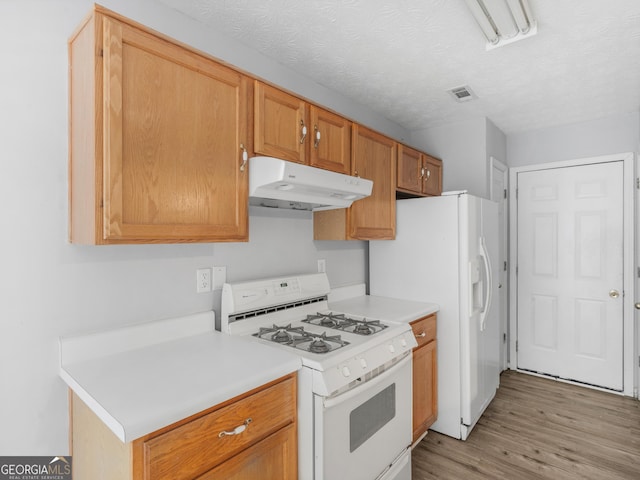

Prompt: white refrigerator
[{"left": 369, "top": 192, "right": 500, "bottom": 440}]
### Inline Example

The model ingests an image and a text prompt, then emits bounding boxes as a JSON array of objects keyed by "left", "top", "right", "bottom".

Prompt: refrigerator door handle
[{"left": 478, "top": 236, "right": 493, "bottom": 332}]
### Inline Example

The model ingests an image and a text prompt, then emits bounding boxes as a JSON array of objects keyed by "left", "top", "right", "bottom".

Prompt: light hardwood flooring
[{"left": 412, "top": 370, "right": 640, "bottom": 479}]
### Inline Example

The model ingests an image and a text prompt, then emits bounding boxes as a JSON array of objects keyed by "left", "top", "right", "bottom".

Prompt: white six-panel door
[{"left": 516, "top": 161, "right": 624, "bottom": 391}]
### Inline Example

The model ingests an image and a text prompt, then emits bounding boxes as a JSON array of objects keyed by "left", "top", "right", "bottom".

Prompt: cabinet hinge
[
  {"left": 515, "top": 187, "right": 518, "bottom": 199},
  {"left": 637, "top": 266, "right": 640, "bottom": 278},
  {"left": 503, "top": 333, "right": 507, "bottom": 343},
  {"left": 516, "top": 340, "right": 519, "bottom": 352},
  {"left": 503, "top": 188, "right": 507, "bottom": 199},
  {"left": 504, "top": 261, "right": 507, "bottom": 271},
  {"left": 636, "top": 177, "right": 639, "bottom": 190},
  {"left": 515, "top": 265, "right": 518, "bottom": 276},
  {"left": 99, "top": 48, "right": 104, "bottom": 57}
]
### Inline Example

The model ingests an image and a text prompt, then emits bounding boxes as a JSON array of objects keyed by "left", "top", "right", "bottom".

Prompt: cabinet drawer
[
  {"left": 411, "top": 314, "right": 436, "bottom": 348},
  {"left": 142, "top": 376, "right": 296, "bottom": 480}
]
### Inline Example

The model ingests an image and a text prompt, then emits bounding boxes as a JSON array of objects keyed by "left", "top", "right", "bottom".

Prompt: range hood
[{"left": 249, "top": 156, "right": 373, "bottom": 211}]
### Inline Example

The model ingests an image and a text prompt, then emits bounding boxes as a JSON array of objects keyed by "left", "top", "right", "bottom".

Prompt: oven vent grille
[{"left": 228, "top": 296, "right": 327, "bottom": 322}]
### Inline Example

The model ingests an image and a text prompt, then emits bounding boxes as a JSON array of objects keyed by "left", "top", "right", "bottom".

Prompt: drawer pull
[
  {"left": 415, "top": 332, "right": 426, "bottom": 338},
  {"left": 218, "top": 418, "right": 252, "bottom": 438}
]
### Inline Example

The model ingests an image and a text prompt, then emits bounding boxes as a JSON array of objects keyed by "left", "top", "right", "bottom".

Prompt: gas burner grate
[
  {"left": 253, "top": 324, "right": 306, "bottom": 345},
  {"left": 303, "top": 312, "right": 388, "bottom": 335},
  {"left": 291, "top": 331, "right": 349, "bottom": 354},
  {"left": 304, "top": 312, "right": 348, "bottom": 329},
  {"left": 252, "top": 323, "right": 350, "bottom": 354}
]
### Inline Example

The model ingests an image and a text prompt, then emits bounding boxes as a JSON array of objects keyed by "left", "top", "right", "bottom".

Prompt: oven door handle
[{"left": 323, "top": 353, "right": 412, "bottom": 410}]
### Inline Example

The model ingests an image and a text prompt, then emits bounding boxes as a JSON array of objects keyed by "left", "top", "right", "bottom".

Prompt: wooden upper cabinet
[
  {"left": 309, "top": 105, "right": 351, "bottom": 174},
  {"left": 69, "top": 8, "right": 249, "bottom": 244},
  {"left": 423, "top": 154, "right": 443, "bottom": 196},
  {"left": 254, "top": 81, "right": 308, "bottom": 164},
  {"left": 254, "top": 82, "right": 351, "bottom": 174},
  {"left": 397, "top": 144, "right": 424, "bottom": 194},
  {"left": 397, "top": 144, "right": 443, "bottom": 197},
  {"left": 314, "top": 125, "right": 396, "bottom": 240},
  {"left": 350, "top": 125, "right": 396, "bottom": 239}
]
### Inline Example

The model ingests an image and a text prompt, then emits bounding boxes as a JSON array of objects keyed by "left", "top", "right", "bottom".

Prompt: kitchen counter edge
[{"left": 59, "top": 311, "right": 301, "bottom": 443}]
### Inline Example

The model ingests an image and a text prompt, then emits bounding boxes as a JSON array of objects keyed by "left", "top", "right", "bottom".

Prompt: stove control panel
[
  {"left": 273, "top": 278, "right": 300, "bottom": 296},
  {"left": 315, "top": 329, "right": 418, "bottom": 396}
]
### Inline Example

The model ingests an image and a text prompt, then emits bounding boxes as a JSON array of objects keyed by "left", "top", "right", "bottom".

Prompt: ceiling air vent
[{"left": 447, "top": 85, "right": 477, "bottom": 103}]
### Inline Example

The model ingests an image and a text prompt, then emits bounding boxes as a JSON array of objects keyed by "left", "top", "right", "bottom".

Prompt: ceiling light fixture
[{"left": 464, "top": 0, "right": 537, "bottom": 50}]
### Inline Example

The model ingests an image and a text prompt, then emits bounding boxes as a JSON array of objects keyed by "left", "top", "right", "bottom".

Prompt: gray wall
[
  {"left": 507, "top": 111, "right": 640, "bottom": 167},
  {"left": 409, "top": 117, "right": 506, "bottom": 198},
  {"left": 0, "top": 0, "right": 404, "bottom": 455}
]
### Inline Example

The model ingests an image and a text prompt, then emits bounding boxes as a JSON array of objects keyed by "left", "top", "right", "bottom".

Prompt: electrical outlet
[
  {"left": 196, "top": 268, "right": 212, "bottom": 293},
  {"left": 317, "top": 259, "right": 326, "bottom": 273}
]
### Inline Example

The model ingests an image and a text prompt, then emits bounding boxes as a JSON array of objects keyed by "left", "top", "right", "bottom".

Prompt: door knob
[
  {"left": 635, "top": 302, "right": 640, "bottom": 310},
  {"left": 609, "top": 289, "right": 620, "bottom": 299}
]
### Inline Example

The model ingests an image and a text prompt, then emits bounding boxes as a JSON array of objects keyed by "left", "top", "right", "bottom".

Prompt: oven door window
[{"left": 350, "top": 383, "right": 395, "bottom": 452}]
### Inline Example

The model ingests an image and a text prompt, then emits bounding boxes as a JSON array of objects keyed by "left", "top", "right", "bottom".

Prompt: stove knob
[
  {"left": 359, "top": 358, "right": 368, "bottom": 369},
  {"left": 342, "top": 366, "right": 351, "bottom": 377},
  {"left": 400, "top": 338, "right": 407, "bottom": 348},
  {"left": 388, "top": 344, "right": 396, "bottom": 354}
]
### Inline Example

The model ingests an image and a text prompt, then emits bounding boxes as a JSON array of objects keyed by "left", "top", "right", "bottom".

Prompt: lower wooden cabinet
[
  {"left": 197, "top": 424, "right": 296, "bottom": 480},
  {"left": 410, "top": 314, "right": 438, "bottom": 444},
  {"left": 71, "top": 374, "right": 297, "bottom": 480}
]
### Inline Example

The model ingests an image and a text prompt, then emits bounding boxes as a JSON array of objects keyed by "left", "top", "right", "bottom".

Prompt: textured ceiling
[{"left": 154, "top": 0, "right": 640, "bottom": 134}]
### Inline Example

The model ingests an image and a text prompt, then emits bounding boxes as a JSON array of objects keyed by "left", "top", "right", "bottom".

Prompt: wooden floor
[{"left": 412, "top": 370, "right": 640, "bottom": 479}]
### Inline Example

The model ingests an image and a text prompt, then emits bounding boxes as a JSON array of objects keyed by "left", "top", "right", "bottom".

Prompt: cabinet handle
[
  {"left": 420, "top": 167, "right": 425, "bottom": 179},
  {"left": 300, "top": 120, "right": 308, "bottom": 144},
  {"left": 239, "top": 143, "right": 248, "bottom": 172},
  {"left": 425, "top": 169, "right": 431, "bottom": 180},
  {"left": 218, "top": 418, "right": 252, "bottom": 438},
  {"left": 314, "top": 125, "right": 321, "bottom": 148},
  {"left": 415, "top": 332, "right": 426, "bottom": 338}
]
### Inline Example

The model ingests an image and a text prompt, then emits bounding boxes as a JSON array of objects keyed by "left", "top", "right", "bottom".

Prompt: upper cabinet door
[
  {"left": 397, "top": 144, "right": 424, "bottom": 194},
  {"left": 97, "top": 16, "right": 249, "bottom": 242},
  {"left": 254, "top": 82, "right": 308, "bottom": 164},
  {"left": 349, "top": 125, "right": 396, "bottom": 240},
  {"left": 309, "top": 106, "right": 351, "bottom": 174},
  {"left": 423, "top": 154, "right": 443, "bottom": 196}
]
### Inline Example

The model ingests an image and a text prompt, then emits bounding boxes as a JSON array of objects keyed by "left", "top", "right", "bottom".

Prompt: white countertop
[
  {"left": 59, "top": 312, "right": 301, "bottom": 443},
  {"left": 329, "top": 291, "right": 439, "bottom": 324}
]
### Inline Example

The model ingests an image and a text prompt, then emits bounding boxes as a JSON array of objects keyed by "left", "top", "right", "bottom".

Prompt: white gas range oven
[{"left": 221, "top": 273, "right": 417, "bottom": 480}]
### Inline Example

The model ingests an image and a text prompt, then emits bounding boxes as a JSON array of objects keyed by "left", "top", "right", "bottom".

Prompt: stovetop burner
[
  {"left": 303, "top": 312, "right": 388, "bottom": 335},
  {"left": 253, "top": 323, "right": 350, "bottom": 354},
  {"left": 254, "top": 324, "right": 307, "bottom": 345},
  {"left": 294, "top": 332, "right": 348, "bottom": 354}
]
